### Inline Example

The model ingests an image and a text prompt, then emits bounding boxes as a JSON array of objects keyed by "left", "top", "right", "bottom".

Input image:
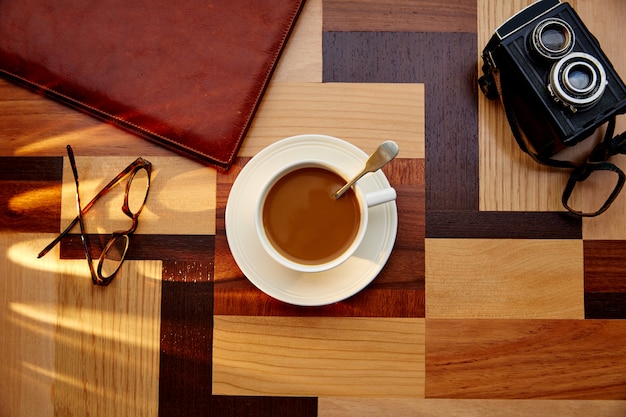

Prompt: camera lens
[
  {"left": 531, "top": 18, "right": 575, "bottom": 60},
  {"left": 565, "top": 63, "right": 594, "bottom": 92},
  {"left": 549, "top": 52, "right": 607, "bottom": 111}
]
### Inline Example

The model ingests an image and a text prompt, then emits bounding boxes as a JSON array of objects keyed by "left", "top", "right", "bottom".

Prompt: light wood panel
[
  {"left": 212, "top": 316, "right": 425, "bottom": 397},
  {"left": 59, "top": 155, "right": 216, "bottom": 236},
  {"left": 54, "top": 259, "right": 162, "bottom": 416},
  {"left": 241, "top": 82, "right": 424, "bottom": 159},
  {"left": 273, "top": 0, "right": 323, "bottom": 83},
  {"left": 0, "top": 233, "right": 58, "bottom": 417},
  {"left": 425, "top": 239, "right": 584, "bottom": 319},
  {"left": 319, "top": 398, "right": 626, "bottom": 417}
]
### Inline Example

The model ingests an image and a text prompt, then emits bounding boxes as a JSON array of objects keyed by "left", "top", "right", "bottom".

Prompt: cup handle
[{"left": 364, "top": 188, "right": 397, "bottom": 207}]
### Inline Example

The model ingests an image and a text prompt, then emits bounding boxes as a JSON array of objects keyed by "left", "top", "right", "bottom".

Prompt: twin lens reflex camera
[{"left": 479, "top": 0, "right": 626, "bottom": 160}]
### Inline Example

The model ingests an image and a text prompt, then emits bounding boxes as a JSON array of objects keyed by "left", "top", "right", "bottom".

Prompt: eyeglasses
[{"left": 38, "top": 145, "right": 152, "bottom": 286}]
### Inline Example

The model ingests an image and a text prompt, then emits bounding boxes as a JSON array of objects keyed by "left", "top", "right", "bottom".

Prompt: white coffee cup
[{"left": 255, "top": 160, "right": 396, "bottom": 273}]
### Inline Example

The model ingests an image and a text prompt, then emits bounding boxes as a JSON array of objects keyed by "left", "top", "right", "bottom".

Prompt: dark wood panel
[
  {"left": 426, "top": 211, "right": 582, "bottom": 239},
  {"left": 584, "top": 240, "right": 626, "bottom": 292},
  {"left": 584, "top": 240, "right": 626, "bottom": 319},
  {"left": 0, "top": 156, "right": 63, "bottom": 232},
  {"left": 209, "top": 395, "right": 317, "bottom": 417},
  {"left": 585, "top": 293, "right": 626, "bottom": 319},
  {"left": 323, "top": 0, "right": 477, "bottom": 33},
  {"left": 159, "top": 260, "right": 214, "bottom": 416},
  {"left": 59, "top": 234, "right": 215, "bottom": 261},
  {"left": 374, "top": 159, "right": 425, "bottom": 291},
  {"left": 426, "top": 319, "right": 626, "bottom": 399},
  {"left": 215, "top": 287, "right": 424, "bottom": 317}
]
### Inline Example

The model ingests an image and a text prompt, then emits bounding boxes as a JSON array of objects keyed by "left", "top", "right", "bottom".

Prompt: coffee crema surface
[{"left": 262, "top": 167, "right": 361, "bottom": 265}]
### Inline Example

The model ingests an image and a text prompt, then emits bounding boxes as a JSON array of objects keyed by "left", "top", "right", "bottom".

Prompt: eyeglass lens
[
  {"left": 126, "top": 168, "right": 150, "bottom": 215},
  {"left": 100, "top": 234, "right": 130, "bottom": 278}
]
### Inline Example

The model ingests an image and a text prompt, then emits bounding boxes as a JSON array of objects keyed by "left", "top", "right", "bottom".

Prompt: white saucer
[{"left": 225, "top": 134, "right": 398, "bottom": 306}]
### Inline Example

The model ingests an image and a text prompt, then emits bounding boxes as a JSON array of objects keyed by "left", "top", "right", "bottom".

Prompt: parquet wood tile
[
  {"left": 0, "top": 156, "right": 62, "bottom": 232},
  {"left": 212, "top": 316, "right": 425, "bottom": 398},
  {"left": 426, "top": 319, "right": 626, "bottom": 399},
  {"left": 159, "top": 261, "right": 213, "bottom": 416},
  {"left": 318, "top": 398, "right": 626, "bottom": 417},
  {"left": 240, "top": 82, "right": 424, "bottom": 159},
  {"left": 426, "top": 239, "right": 584, "bottom": 319},
  {"left": 54, "top": 259, "right": 162, "bottom": 416},
  {"left": 323, "top": 0, "right": 477, "bottom": 33}
]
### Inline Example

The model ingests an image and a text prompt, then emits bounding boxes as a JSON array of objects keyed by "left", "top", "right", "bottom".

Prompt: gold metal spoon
[{"left": 333, "top": 140, "right": 399, "bottom": 199}]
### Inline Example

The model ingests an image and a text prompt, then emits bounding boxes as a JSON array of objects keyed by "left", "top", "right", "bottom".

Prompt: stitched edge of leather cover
[{"left": 0, "top": 0, "right": 306, "bottom": 169}]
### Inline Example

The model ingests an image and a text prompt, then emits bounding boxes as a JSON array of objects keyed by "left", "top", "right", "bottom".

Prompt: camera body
[{"left": 479, "top": 0, "right": 626, "bottom": 158}]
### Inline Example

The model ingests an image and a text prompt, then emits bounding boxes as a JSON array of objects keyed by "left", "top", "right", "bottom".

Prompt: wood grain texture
[
  {"left": 584, "top": 240, "right": 626, "bottom": 293},
  {"left": 273, "top": 0, "right": 323, "bottom": 83},
  {"left": 212, "top": 316, "right": 424, "bottom": 398},
  {"left": 319, "top": 398, "right": 626, "bottom": 417},
  {"left": 240, "top": 82, "right": 424, "bottom": 159},
  {"left": 426, "top": 239, "right": 584, "bottom": 319},
  {"left": 426, "top": 211, "right": 582, "bottom": 239},
  {"left": 584, "top": 240, "right": 626, "bottom": 319},
  {"left": 0, "top": 156, "right": 62, "bottom": 233},
  {"left": 54, "top": 259, "right": 162, "bottom": 416},
  {"left": 159, "top": 260, "right": 213, "bottom": 416},
  {"left": 323, "top": 0, "right": 477, "bottom": 33},
  {"left": 585, "top": 293, "right": 626, "bottom": 320},
  {"left": 209, "top": 395, "right": 318, "bottom": 417},
  {"left": 214, "top": 158, "right": 424, "bottom": 317},
  {"left": 59, "top": 234, "right": 215, "bottom": 262},
  {"left": 0, "top": 233, "right": 58, "bottom": 417},
  {"left": 59, "top": 155, "right": 216, "bottom": 236},
  {"left": 321, "top": 20, "right": 582, "bottom": 240},
  {"left": 426, "top": 319, "right": 626, "bottom": 399}
]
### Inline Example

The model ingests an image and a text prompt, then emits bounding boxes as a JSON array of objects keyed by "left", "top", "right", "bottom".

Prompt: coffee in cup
[{"left": 255, "top": 161, "right": 396, "bottom": 272}]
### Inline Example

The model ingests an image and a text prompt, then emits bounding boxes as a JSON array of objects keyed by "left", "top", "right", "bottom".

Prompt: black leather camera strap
[{"left": 491, "top": 67, "right": 626, "bottom": 217}]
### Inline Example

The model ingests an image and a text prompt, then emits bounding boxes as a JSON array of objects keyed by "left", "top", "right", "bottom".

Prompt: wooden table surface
[{"left": 2, "top": 1, "right": 626, "bottom": 416}]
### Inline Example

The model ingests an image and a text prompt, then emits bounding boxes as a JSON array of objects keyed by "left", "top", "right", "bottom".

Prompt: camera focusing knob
[
  {"left": 479, "top": 51, "right": 500, "bottom": 100},
  {"left": 548, "top": 83, "right": 578, "bottom": 113}
]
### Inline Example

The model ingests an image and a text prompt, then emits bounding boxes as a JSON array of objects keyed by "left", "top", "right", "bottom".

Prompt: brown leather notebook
[{"left": 0, "top": 0, "right": 305, "bottom": 169}]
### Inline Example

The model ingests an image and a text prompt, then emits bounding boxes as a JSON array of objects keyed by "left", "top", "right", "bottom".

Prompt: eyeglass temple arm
[
  {"left": 66, "top": 145, "right": 103, "bottom": 284},
  {"left": 37, "top": 154, "right": 145, "bottom": 259}
]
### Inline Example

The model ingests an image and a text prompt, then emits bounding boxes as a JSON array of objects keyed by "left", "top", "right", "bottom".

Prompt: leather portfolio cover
[{"left": 0, "top": 0, "right": 305, "bottom": 169}]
